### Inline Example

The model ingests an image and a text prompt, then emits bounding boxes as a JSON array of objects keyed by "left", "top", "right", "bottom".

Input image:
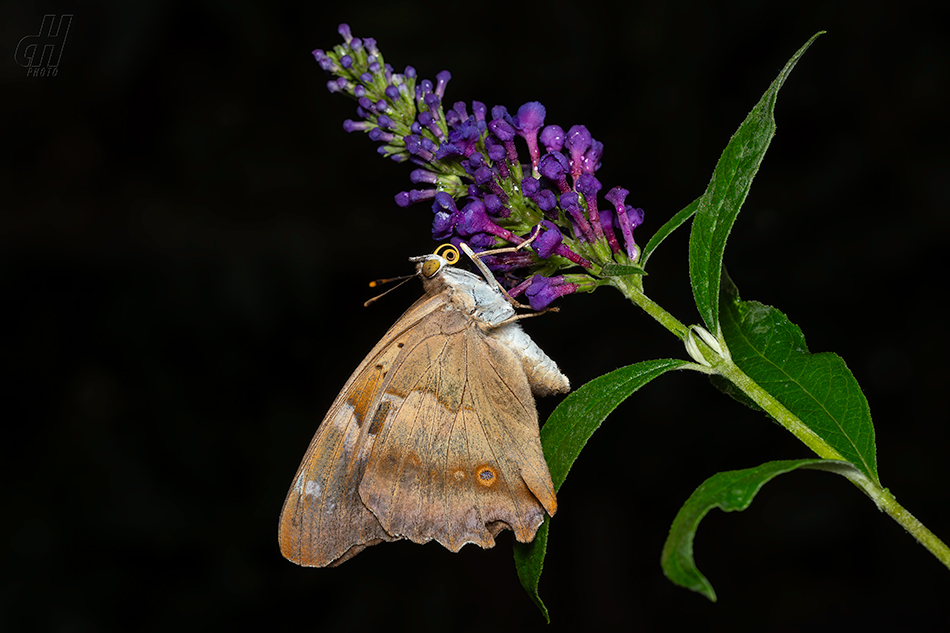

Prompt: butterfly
[{"left": 278, "top": 243, "right": 569, "bottom": 567}]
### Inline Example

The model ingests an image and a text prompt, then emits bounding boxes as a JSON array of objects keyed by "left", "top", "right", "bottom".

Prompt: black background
[{"left": 3, "top": 1, "right": 949, "bottom": 631}]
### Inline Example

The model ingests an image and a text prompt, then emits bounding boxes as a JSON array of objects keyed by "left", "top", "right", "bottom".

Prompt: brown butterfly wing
[
  {"left": 358, "top": 308, "right": 557, "bottom": 552},
  {"left": 278, "top": 291, "right": 447, "bottom": 567}
]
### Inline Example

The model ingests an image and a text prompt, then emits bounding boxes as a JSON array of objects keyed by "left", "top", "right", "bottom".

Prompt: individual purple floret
[
  {"left": 525, "top": 275, "right": 579, "bottom": 310},
  {"left": 512, "top": 102, "right": 546, "bottom": 176}
]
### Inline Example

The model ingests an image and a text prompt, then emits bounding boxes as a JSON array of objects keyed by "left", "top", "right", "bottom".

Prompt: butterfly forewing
[
  {"left": 278, "top": 293, "right": 446, "bottom": 566},
  {"left": 358, "top": 309, "right": 555, "bottom": 551}
]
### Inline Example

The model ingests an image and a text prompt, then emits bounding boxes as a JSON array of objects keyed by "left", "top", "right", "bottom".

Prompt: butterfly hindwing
[{"left": 358, "top": 308, "right": 556, "bottom": 551}]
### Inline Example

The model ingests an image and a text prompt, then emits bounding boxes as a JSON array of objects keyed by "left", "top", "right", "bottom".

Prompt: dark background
[{"left": 3, "top": 1, "right": 949, "bottom": 631}]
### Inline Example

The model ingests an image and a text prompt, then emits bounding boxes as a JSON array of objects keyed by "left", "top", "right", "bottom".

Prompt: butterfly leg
[
  {"left": 459, "top": 236, "right": 542, "bottom": 310},
  {"left": 492, "top": 305, "right": 559, "bottom": 328}
]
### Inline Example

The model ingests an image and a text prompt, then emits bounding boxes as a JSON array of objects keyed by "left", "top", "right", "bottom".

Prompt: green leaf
[
  {"left": 512, "top": 518, "right": 551, "bottom": 622},
  {"left": 661, "top": 458, "right": 870, "bottom": 601},
  {"left": 641, "top": 196, "right": 700, "bottom": 267},
  {"left": 689, "top": 32, "right": 824, "bottom": 334},
  {"left": 542, "top": 359, "right": 690, "bottom": 489},
  {"left": 514, "top": 359, "right": 690, "bottom": 618},
  {"left": 720, "top": 276, "right": 879, "bottom": 483},
  {"left": 600, "top": 262, "right": 647, "bottom": 277}
]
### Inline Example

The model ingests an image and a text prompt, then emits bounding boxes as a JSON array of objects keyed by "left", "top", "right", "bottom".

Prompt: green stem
[
  {"left": 859, "top": 480, "right": 950, "bottom": 571},
  {"left": 612, "top": 277, "right": 950, "bottom": 571},
  {"left": 715, "top": 352, "right": 950, "bottom": 571},
  {"left": 613, "top": 277, "right": 690, "bottom": 340},
  {"left": 717, "top": 360, "right": 847, "bottom": 462}
]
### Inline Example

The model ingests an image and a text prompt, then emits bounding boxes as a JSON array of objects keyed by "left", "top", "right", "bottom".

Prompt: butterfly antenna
[{"left": 363, "top": 273, "right": 416, "bottom": 307}]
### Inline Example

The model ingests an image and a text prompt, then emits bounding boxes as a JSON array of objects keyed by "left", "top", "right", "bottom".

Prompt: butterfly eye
[
  {"left": 434, "top": 243, "right": 461, "bottom": 265},
  {"left": 421, "top": 259, "right": 441, "bottom": 278}
]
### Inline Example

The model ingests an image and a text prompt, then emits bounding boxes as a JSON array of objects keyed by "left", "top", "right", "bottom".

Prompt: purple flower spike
[
  {"left": 525, "top": 275, "right": 578, "bottom": 310},
  {"left": 513, "top": 102, "right": 546, "bottom": 174},
  {"left": 316, "top": 26, "right": 642, "bottom": 285}
]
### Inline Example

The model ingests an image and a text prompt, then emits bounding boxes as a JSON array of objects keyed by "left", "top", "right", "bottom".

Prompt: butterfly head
[{"left": 411, "top": 243, "right": 462, "bottom": 280}]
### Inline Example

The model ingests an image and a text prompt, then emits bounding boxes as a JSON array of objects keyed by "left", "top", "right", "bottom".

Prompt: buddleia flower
[{"left": 313, "top": 24, "right": 647, "bottom": 308}]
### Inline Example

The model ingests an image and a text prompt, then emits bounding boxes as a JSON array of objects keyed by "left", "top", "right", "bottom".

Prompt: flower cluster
[{"left": 312, "top": 24, "right": 645, "bottom": 309}]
